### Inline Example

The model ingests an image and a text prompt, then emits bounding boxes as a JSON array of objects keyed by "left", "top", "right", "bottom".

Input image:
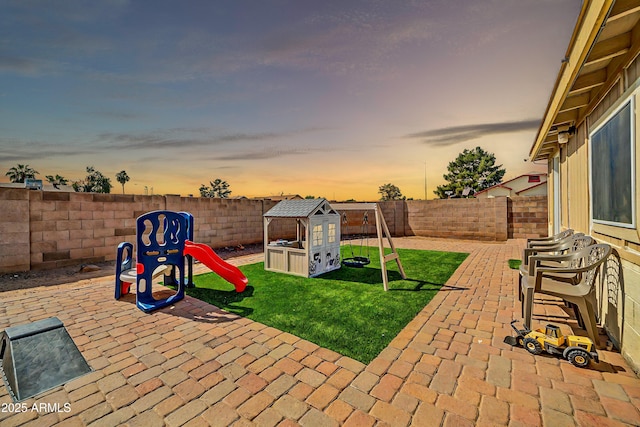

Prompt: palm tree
[
  {"left": 5, "top": 164, "right": 39, "bottom": 183},
  {"left": 116, "top": 170, "right": 130, "bottom": 194},
  {"left": 45, "top": 174, "right": 69, "bottom": 186}
]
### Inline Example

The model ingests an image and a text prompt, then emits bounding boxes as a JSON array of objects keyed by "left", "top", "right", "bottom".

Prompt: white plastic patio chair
[
  {"left": 526, "top": 229, "right": 574, "bottom": 248},
  {"left": 520, "top": 243, "right": 611, "bottom": 347},
  {"left": 518, "top": 234, "right": 592, "bottom": 301}
]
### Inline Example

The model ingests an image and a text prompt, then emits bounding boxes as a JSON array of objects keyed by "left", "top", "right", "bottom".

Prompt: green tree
[
  {"left": 378, "top": 183, "right": 405, "bottom": 201},
  {"left": 199, "top": 179, "right": 231, "bottom": 198},
  {"left": 115, "top": 170, "right": 130, "bottom": 194},
  {"left": 304, "top": 195, "right": 315, "bottom": 199},
  {"left": 434, "top": 146, "right": 505, "bottom": 199},
  {"left": 73, "top": 166, "right": 113, "bottom": 193},
  {"left": 5, "top": 164, "right": 39, "bottom": 183},
  {"left": 45, "top": 174, "right": 69, "bottom": 186}
]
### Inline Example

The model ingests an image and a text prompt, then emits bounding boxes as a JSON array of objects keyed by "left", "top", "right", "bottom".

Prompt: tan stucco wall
[
  {"left": 489, "top": 188, "right": 512, "bottom": 198},
  {"left": 517, "top": 185, "right": 547, "bottom": 197},
  {"left": 504, "top": 176, "right": 546, "bottom": 193}
]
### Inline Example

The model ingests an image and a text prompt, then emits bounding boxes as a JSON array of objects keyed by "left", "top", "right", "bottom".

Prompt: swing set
[
  {"left": 333, "top": 202, "right": 407, "bottom": 291},
  {"left": 342, "top": 211, "right": 371, "bottom": 268}
]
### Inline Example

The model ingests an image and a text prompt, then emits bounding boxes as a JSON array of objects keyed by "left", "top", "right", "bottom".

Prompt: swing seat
[{"left": 342, "top": 256, "right": 371, "bottom": 268}]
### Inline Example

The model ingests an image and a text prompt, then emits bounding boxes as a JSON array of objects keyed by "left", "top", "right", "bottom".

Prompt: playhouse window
[
  {"left": 590, "top": 99, "right": 635, "bottom": 228},
  {"left": 313, "top": 224, "right": 323, "bottom": 246},
  {"left": 328, "top": 223, "right": 336, "bottom": 243}
]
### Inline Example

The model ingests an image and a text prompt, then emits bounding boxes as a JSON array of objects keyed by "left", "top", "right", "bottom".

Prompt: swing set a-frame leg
[{"left": 374, "top": 204, "right": 406, "bottom": 291}]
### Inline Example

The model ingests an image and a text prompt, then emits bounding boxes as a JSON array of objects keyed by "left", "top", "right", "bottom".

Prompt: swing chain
[
  {"left": 362, "top": 212, "right": 370, "bottom": 259},
  {"left": 340, "top": 210, "right": 371, "bottom": 267}
]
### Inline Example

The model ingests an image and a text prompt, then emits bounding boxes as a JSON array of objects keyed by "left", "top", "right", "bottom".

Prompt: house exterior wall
[
  {"left": 564, "top": 117, "right": 591, "bottom": 233},
  {"left": 505, "top": 175, "right": 546, "bottom": 193},
  {"left": 518, "top": 184, "right": 547, "bottom": 197},
  {"left": 476, "top": 187, "right": 511, "bottom": 198},
  {"left": 550, "top": 59, "right": 640, "bottom": 372},
  {"left": 505, "top": 176, "right": 528, "bottom": 192},
  {"left": 475, "top": 175, "right": 547, "bottom": 198}
]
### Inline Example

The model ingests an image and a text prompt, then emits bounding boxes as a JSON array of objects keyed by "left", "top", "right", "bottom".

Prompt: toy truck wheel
[
  {"left": 523, "top": 337, "right": 543, "bottom": 355},
  {"left": 567, "top": 349, "right": 590, "bottom": 368}
]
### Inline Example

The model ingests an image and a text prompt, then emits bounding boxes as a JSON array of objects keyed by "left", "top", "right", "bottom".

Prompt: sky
[{"left": 0, "top": 0, "right": 582, "bottom": 200}]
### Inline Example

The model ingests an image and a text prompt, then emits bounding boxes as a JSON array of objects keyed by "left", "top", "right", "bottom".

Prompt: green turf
[
  {"left": 508, "top": 259, "right": 522, "bottom": 270},
  {"left": 183, "top": 246, "right": 468, "bottom": 364}
]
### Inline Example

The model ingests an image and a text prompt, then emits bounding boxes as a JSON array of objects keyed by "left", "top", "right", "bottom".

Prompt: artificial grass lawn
[{"left": 185, "top": 246, "right": 468, "bottom": 364}]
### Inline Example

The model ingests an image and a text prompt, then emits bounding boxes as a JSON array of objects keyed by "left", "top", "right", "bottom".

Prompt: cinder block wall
[
  {"left": 28, "top": 192, "right": 167, "bottom": 271},
  {"left": 333, "top": 201, "right": 404, "bottom": 238},
  {"left": 404, "top": 197, "right": 508, "bottom": 241},
  {"left": 0, "top": 189, "right": 30, "bottom": 273},
  {"left": 508, "top": 196, "right": 548, "bottom": 239},
  {"left": 0, "top": 188, "right": 548, "bottom": 273},
  {"left": 166, "top": 196, "right": 275, "bottom": 247}
]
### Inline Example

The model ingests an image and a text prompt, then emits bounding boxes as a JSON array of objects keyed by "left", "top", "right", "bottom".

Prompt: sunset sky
[{"left": 0, "top": 0, "right": 581, "bottom": 200}]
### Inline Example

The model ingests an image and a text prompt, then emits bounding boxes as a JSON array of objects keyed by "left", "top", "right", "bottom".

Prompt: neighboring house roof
[
  {"left": 0, "top": 182, "right": 76, "bottom": 192},
  {"left": 530, "top": 1, "right": 640, "bottom": 161},
  {"left": 474, "top": 184, "right": 513, "bottom": 197},
  {"left": 0, "top": 183, "right": 27, "bottom": 189},
  {"left": 474, "top": 173, "right": 548, "bottom": 197},
  {"left": 501, "top": 173, "right": 545, "bottom": 187},
  {"left": 253, "top": 194, "right": 303, "bottom": 201},
  {"left": 264, "top": 198, "right": 337, "bottom": 218}
]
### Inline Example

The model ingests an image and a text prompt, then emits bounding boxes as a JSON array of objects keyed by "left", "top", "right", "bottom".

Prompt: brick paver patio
[{"left": 0, "top": 237, "right": 639, "bottom": 426}]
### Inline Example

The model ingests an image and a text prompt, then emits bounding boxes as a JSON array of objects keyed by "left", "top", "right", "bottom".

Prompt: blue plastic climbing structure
[
  {"left": 115, "top": 210, "right": 190, "bottom": 312},
  {"left": 115, "top": 210, "right": 248, "bottom": 313}
]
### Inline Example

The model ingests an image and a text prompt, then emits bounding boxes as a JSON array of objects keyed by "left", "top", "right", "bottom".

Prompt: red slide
[{"left": 184, "top": 240, "right": 248, "bottom": 292}]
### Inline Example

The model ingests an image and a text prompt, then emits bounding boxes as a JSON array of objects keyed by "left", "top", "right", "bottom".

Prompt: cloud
[
  {"left": 404, "top": 119, "right": 540, "bottom": 146},
  {"left": 252, "top": 4, "right": 439, "bottom": 78},
  {"left": 0, "top": 1, "right": 439, "bottom": 85},
  {"left": 0, "top": 139, "right": 96, "bottom": 161},
  {"left": 96, "top": 127, "right": 329, "bottom": 151},
  {"left": 96, "top": 130, "right": 283, "bottom": 150},
  {"left": 86, "top": 110, "right": 145, "bottom": 120},
  {"left": 0, "top": 56, "right": 41, "bottom": 74},
  {"left": 213, "top": 146, "right": 313, "bottom": 161}
]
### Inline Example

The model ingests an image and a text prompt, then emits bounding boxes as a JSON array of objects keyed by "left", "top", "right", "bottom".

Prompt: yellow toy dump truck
[{"left": 504, "top": 320, "right": 598, "bottom": 368}]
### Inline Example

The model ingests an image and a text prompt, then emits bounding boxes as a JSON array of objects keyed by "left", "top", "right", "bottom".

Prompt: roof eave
[{"left": 530, "top": 0, "right": 615, "bottom": 161}]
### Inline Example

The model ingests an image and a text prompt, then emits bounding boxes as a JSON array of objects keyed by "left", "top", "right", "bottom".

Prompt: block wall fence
[{"left": 0, "top": 188, "right": 547, "bottom": 274}]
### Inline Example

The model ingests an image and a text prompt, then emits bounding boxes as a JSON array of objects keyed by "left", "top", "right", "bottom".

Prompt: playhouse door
[
  {"left": 311, "top": 221, "right": 325, "bottom": 276},
  {"left": 310, "top": 219, "right": 340, "bottom": 277},
  {"left": 324, "top": 221, "right": 340, "bottom": 273}
]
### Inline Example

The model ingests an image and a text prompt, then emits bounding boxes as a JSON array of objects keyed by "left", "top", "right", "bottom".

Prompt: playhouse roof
[{"left": 263, "top": 198, "right": 337, "bottom": 218}]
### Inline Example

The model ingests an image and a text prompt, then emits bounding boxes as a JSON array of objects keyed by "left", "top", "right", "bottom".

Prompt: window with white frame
[
  {"left": 312, "top": 224, "right": 323, "bottom": 246},
  {"left": 327, "top": 223, "right": 336, "bottom": 243},
  {"left": 590, "top": 98, "right": 635, "bottom": 228}
]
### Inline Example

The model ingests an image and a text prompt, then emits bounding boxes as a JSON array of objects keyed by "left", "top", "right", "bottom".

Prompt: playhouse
[{"left": 263, "top": 198, "right": 341, "bottom": 277}]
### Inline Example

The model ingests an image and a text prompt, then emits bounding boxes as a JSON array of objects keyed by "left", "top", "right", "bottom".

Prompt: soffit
[{"left": 531, "top": 0, "right": 640, "bottom": 161}]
